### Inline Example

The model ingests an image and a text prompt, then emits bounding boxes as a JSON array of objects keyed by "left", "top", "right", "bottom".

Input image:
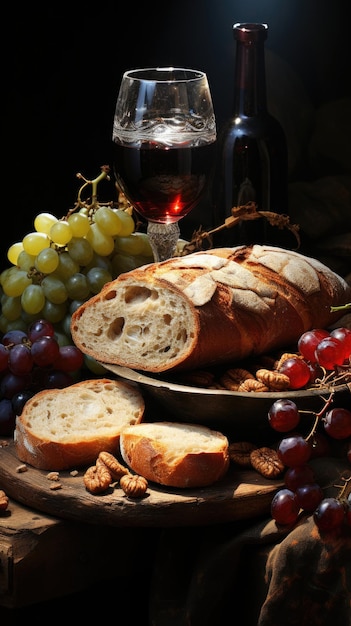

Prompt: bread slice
[
  {"left": 14, "top": 378, "right": 145, "bottom": 470},
  {"left": 119, "top": 421, "right": 230, "bottom": 488},
  {"left": 70, "top": 245, "right": 351, "bottom": 373}
]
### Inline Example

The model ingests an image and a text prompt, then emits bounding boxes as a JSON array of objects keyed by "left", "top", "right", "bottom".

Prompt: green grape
[
  {"left": 17, "top": 250, "right": 36, "bottom": 272},
  {"left": 132, "top": 232, "right": 153, "bottom": 257},
  {"left": 84, "top": 252, "right": 112, "bottom": 273},
  {"left": 65, "top": 272, "right": 91, "bottom": 300},
  {"left": 67, "top": 212, "right": 91, "bottom": 237},
  {"left": 84, "top": 354, "right": 109, "bottom": 375},
  {"left": 54, "top": 329, "right": 72, "bottom": 347},
  {"left": 1, "top": 267, "right": 32, "bottom": 297},
  {"left": 23, "top": 231, "right": 50, "bottom": 255},
  {"left": 68, "top": 299, "right": 85, "bottom": 314},
  {"left": 114, "top": 233, "right": 145, "bottom": 256},
  {"left": 41, "top": 300, "right": 68, "bottom": 323},
  {"left": 1, "top": 295, "right": 22, "bottom": 321},
  {"left": 61, "top": 313, "right": 72, "bottom": 339},
  {"left": 86, "top": 223, "right": 115, "bottom": 256},
  {"left": 55, "top": 251, "right": 80, "bottom": 280},
  {"left": 111, "top": 253, "right": 139, "bottom": 276},
  {"left": 41, "top": 275, "right": 68, "bottom": 304},
  {"left": 94, "top": 206, "right": 122, "bottom": 236},
  {"left": 67, "top": 237, "right": 94, "bottom": 266},
  {"left": 112, "top": 209, "right": 135, "bottom": 236},
  {"left": 21, "top": 284, "right": 46, "bottom": 314},
  {"left": 34, "top": 247, "right": 60, "bottom": 274},
  {"left": 21, "top": 310, "right": 41, "bottom": 325},
  {"left": 0, "top": 315, "right": 27, "bottom": 334},
  {"left": 86, "top": 267, "right": 112, "bottom": 294},
  {"left": 7, "top": 242, "right": 24, "bottom": 265},
  {"left": 50, "top": 220, "right": 73, "bottom": 246},
  {"left": 34, "top": 212, "right": 58, "bottom": 234}
]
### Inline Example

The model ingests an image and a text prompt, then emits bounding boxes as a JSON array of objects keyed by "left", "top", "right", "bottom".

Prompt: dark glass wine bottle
[{"left": 212, "top": 22, "right": 290, "bottom": 247}]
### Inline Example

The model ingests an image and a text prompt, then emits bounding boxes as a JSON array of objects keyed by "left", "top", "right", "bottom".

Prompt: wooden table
[
  {"left": 0, "top": 437, "right": 282, "bottom": 608},
  {"left": 0, "top": 438, "right": 282, "bottom": 527}
]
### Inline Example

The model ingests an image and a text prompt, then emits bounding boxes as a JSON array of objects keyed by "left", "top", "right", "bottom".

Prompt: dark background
[{"left": 3, "top": 0, "right": 350, "bottom": 268}]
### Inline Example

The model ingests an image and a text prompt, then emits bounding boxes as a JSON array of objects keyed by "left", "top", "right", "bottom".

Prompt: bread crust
[
  {"left": 119, "top": 422, "right": 230, "bottom": 488},
  {"left": 14, "top": 379, "right": 145, "bottom": 470},
  {"left": 71, "top": 245, "right": 351, "bottom": 373}
]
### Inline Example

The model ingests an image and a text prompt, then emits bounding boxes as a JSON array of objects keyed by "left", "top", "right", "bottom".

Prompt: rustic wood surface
[{"left": 0, "top": 438, "right": 283, "bottom": 527}]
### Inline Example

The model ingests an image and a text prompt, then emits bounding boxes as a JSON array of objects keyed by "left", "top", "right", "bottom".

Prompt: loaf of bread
[
  {"left": 14, "top": 378, "right": 145, "bottom": 470},
  {"left": 70, "top": 245, "right": 351, "bottom": 373},
  {"left": 119, "top": 421, "right": 230, "bottom": 488}
]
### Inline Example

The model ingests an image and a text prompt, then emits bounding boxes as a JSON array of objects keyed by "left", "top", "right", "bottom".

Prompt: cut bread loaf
[
  {"left": 70, "top": 245, "right": 351, "bottom": 373},
  {"left": 119, "top": 421, "right": 230, "bottom": 488},
  {"left": 14, "top": 378, "right": 145, "bottom": 470}
]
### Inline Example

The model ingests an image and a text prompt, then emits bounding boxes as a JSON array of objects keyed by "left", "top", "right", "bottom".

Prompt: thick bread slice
[
  {"left": 119, "top": 421, "right": 230, "bottom": 488},
  {"left": 70, "top": 245, "right": 351, "bottom": 373},
  {"left": 14, "top": 378, "right": 145, "bottom": 470}
]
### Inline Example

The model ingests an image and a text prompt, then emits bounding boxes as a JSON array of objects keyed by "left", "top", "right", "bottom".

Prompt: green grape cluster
[{"left": 0, "top": 196, "right": 154, "bottom": 372}]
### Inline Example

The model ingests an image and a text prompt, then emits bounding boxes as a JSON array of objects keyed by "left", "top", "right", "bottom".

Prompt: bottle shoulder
[{"left": 218, "top": 113, "right": 286, "bottom": 144}]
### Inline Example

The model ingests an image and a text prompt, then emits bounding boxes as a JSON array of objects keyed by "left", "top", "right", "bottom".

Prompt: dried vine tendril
[{"left": 180, "top": 201, "right": 301, "bottom": 255}]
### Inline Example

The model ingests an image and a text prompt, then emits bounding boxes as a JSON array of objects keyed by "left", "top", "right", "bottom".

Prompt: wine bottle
[{"left": 212, "top": 23, "right": 290, "bottom": 247}]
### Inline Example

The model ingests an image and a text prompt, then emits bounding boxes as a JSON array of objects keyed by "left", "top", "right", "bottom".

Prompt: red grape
[
  {"left": 271, "top": 488, "right": 300, "bottom": 525},
  {"left": 313, "top": 497, "right": 345, "bottom": 533},
  {"left": 0, "top": 398, "right": 16, "bottom": 435},
  {"left": 28, "top": 319, "right": 55, "bottom": 342},
  {"left": 295, "top": 482, "right": 324, "bottom": 512},
  {"left": 53, "top": 345, "right": 84, "bottom": 372},
  {"left": 323, "top": 407, "right": 351, "bottom": 439},
  {"left": 8, "top": 343, "right": 33, "bottom": 375},
  {"left": 268, "top": 399, "right": 300, "bottom": 432},
  {"left": 278, "top": 357, "right": 311, "bottom": 389},
  {"left": 2, "top": 329, "right": 28, "bottom": 347},
  {"left": 31, "top": 336, "right": 60, "bottom": 367},
  {"left": 330, "top": 327, "right": 351, "bottom": 361},
  {"left": 284, "top": 464, "right": 315, "bottom": 491},
  {"left": 278, "top": 434, "right": 312, "bottom": 466},
  {"left": 297, "top": 329, "right": 330, "bottom": 362},
  {"left": 314, "top": 336, "right": 345, "bottom": 369},
  {"left": 0, "top": 344, "right": 9, "bottom": 372}
]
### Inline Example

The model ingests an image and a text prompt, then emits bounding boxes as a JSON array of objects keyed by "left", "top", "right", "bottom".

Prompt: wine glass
[{"left": 112, "top": 67, "right": 217, "bottom": 262}]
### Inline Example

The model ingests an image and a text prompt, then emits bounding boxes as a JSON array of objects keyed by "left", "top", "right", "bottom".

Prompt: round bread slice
[
  {"left": 14, "top": 378, "right": 145, "bottom": 471},
  {"left": 119, "top": 421, "right": 230, "bottom": 488}
]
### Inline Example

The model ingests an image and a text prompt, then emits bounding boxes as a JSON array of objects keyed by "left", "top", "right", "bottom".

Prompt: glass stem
[{"left": 147, "top": 222, "right": 180, "bottom": 262}]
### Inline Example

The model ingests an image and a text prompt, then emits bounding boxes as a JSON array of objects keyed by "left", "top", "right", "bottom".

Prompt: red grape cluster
[
  {"left": 276, "top": 326, "right": 351, "bottom": 390},
  {"left": 268, "top": 325, "right": 351, "bottom": 534},
  {"left": 268, "top": 395, "right": 351, "bottom": 532},
  {"left": 0, "top": 319, "right": 84, "bottom": 435}
]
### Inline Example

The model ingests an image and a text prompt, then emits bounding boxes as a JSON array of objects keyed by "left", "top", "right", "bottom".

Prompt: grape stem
[
  {"left": 75, "top": 165, "right": 111, "bottom": 209},
  {"left": 303, "top": 391, "right": 335, "bottom": 443}
]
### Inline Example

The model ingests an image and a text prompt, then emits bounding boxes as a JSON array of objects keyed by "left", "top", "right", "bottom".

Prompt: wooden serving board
[{"left": 0, "top": 438, "right": 283, "bottom": 527}]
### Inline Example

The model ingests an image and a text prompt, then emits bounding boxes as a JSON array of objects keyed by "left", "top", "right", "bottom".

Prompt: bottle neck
[{"left": 232, "top": 23, "right": 268, "bottom": 117}]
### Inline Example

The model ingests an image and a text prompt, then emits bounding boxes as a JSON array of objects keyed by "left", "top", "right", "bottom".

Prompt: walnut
[
  {"left": 238, "top": 378, "right": 269, "bottom": 392},
  {"left": 219, "top": 372, "right": 240, "bottom": 391},
  {"left": 0, "top": 490, "right": 9, "bottom": 511},
  {"left": 255, "top": 368, "right": 291, "bottom": 391},
  {"left": 228, "top": 441, "right": 257, "bottom": 467},
  {"left": 226, "top": 368, "right": 255, "bottom": 383},
  {"left": 250, "top": 447, "right": 285, "bottom": 478},
  {"left": 83, "top": 462, "right": 112, "bottom": 494},
  {"left": 98, "top": 451, "right": 129, "bottom": 481},
  {"left": 178, "top": 370, "right": 215, "bottom": 388},
  {"left": 120, "top": 474, "right": 148, "bottom": 498}
]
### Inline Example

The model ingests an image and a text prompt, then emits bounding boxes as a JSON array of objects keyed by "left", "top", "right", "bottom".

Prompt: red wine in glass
[{"left": 113, "top": 141, "right": 216, "bottom": 224}]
